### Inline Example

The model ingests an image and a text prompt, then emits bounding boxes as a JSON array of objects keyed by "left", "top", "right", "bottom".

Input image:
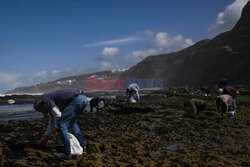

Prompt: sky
[{"left": 0, "top": 0, "right": 249, "bottom": 93}]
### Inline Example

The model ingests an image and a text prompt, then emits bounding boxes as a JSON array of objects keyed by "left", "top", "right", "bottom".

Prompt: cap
[{"left": 34, "top": 99, "right": 43, "bottom": 111}]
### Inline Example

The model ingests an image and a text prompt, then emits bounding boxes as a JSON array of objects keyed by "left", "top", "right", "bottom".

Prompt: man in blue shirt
[
  {"left": 126, "top": 83, "right": 140, "bottom": 103},
  {"left": 34, "top": 89, "right": 105, "bottom": 156}
]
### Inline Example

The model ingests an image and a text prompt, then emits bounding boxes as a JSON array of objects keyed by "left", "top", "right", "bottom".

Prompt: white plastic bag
[
  {"left": 68, "top": 133, "right": 83, "bottom": 155},
  {"left": 129, "top": 97, "right": 137, "bottom": 103}
]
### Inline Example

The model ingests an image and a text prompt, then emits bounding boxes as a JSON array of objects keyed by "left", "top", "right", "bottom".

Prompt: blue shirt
[
  {"left": 127, "top": 83, "right": 140, "bottom": 101},
  {"left": 42, "top": 89, "right": 80, "bottom": 112},
  {"left": 128, "top": 83, "right": 139, "bottom": 92}
]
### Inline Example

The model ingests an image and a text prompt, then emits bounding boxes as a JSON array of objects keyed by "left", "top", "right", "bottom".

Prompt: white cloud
[
  {"left": 0, "top": 72, "right": 22, "bottom": 93},
  {"left": 150, "top": 32, "right": 168, "bottom": 50},
  {"left": 52, "top": 70, "right": 59, "bottom": 75},
  {"left": 84, "top": 37, "right": 138, "bottom": 47},
  {"left": 100, "top": 61, "right": 112, "bottom": 71},
  {"left": 30, "top": 68, "right": 74, "bottom": 83},
  {"left": 31, "top": 67, "right": 83, "bottom": 83},
  {"left": 95, "top": 47, "right": 119, "bottom": 61},
  {"left": 36, "top": 71, "right": 47, "bottom": 79},
  {"left": 122, "top": 31, "right": 194, "bottom": 68},
  {"left": 72, "top": 30, "right": 155, "bottom": 48},
  {"left": 0, "top": 67, "right": 101, "bottom": 93},
  {"left": 150, "top": 32, "right": 194, "bottom": 52},
  {"left": 136, "top": 30, "right": 155, "bottom": 38},
  {"left": 207, "top": 0, "right": 248, "bottom": 36},
  {"left": 124, "top": 49, "right": 159, "bottom": 67},
  {"left": 66, "top": 67, "right": 72, "bottom": 72}
]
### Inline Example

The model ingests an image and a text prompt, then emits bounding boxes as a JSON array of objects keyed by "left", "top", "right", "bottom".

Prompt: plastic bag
[
  {"left": 129, "top": 97, "right": 137, "bottom": 103},
  {"left": 68, "top": 133, "right": 83, "bottom": 155}
]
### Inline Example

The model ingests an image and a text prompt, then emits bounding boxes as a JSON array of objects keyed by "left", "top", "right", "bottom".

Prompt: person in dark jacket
[
  {"left": 89, "top": 97, "right": 105, "bottom": 112},
  {"left": 34, "top": 89, "right": 105, "bottom": 156}
]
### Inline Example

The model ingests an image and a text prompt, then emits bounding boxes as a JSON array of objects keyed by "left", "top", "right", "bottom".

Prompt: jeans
[
  {"left": 228, "top": 98, "right": 237, "bottom": 117},
  {"left": 57, "top": 94, "right": 88, "bottom": 154},
  {"left": 233, "top": 98, "right": 237, "bottom": 112}
]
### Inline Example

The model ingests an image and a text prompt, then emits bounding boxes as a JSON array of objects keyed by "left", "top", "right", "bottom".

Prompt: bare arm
[{"left": 190, "top": 100, "right": 197, "bottom": 114}]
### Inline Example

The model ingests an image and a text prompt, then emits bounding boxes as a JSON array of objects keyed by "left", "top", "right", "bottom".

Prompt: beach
[{"left": 0, "top": 91, "right": 249, "bottom": 166}]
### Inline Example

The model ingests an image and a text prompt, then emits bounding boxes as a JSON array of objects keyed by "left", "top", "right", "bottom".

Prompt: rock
[{"left": 7, "top": 99, "right": 15, "bottom": 104}]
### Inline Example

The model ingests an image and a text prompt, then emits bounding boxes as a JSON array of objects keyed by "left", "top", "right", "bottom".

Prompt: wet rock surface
[{"left": 0, "top": 92, "right": 249, "bottom": 166}]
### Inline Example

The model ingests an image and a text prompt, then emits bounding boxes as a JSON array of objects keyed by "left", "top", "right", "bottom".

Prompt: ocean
[
  {"left": 0, "top": 95, "right": 117, "bottom": 121},
  {"left": 0, "top": 104, "right": 44, "bottom": 121}
]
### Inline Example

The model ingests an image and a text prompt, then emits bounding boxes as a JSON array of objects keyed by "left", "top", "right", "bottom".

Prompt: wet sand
[{"left": 0, "top": 92, "right": 249, "bottom": 166}]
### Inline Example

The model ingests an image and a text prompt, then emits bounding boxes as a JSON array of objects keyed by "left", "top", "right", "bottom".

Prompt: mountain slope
[{"left": 120, "top": 2, "right": 250, "bottom": 87}]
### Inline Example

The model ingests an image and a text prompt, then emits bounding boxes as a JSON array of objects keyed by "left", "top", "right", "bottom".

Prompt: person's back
[
  {"left": 217, "top": 79, "right": 238, "bottom": 116},
  {"left": 217, "top": 79, "right": 228, "bottom": 89},
  {"left": 42, "top": 89, "right": 80, "bottom": 112},
  {"left": 187, "top": 98, "right": 206, "bottom": 114},
  {"left": 126, "top": 83, "right": 140, "bottom": 102},
  {"left": 128, "top": 83, "right": 139, "bottom": 91},
  {"left": 216, "top": 94, "right": 234, "bottom": 115}
]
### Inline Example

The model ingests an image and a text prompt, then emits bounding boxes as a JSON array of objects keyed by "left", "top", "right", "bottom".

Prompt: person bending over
[
  {"left": 125, "top": 83, "right": 140, "bottom": 103},
  {"left": 216, "top": 94, "right": 234, "bottom": 116},
  {"left": 34, "top": 89, "right": 105, "bottom": 156},
  {"left": 184, "top": 98, "right": 206, "bottom": 114}
]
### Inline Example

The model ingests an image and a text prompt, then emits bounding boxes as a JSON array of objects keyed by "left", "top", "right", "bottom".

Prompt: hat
[
  {"left": 90, "top": 97, "right": 105, "bottom": 112},
  {"left": 218, "top": 88, "right": 223, "bottom": 95},
  {"left": 34, "top": 99, "right": 43, "bottom": 111}
]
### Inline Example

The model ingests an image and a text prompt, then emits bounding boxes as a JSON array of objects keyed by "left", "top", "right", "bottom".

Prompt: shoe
[
  {"left": 228, "top": 111, "right": 235, "bottom": 118},
  {"left": 54, "top": 153, "right": 71, "bottom": 160},
  {"left": 64, "top": 153, "right": 78, "bottom": 160},
  {"left": 81, "top": 145, "right": 87, "bottom": 154},
  {"left": 83, "top": 145, "right": 87, "bottom": 154},
  {"left": 59, "top": 153, "right": 71, "bottom": 160}
]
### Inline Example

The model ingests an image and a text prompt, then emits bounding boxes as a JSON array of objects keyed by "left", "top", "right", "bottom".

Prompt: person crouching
[
  {"left": 125, "top": 83, "right": 140, "bottom": 103},
  {"left": 184, "top": 98, "right": 206, "bottom": 115},
  {"left": 216, "top": 94, "right": 234, "bottom": 117}
]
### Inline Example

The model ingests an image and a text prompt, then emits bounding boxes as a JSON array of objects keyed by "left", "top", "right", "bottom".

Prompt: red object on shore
[{"left": 39, "top": 139, "right": 48, "bottom": 147}]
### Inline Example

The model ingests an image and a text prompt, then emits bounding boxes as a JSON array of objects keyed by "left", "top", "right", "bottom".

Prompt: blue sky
[{"left": 0, "top": 0, "right": 248, "bottom": 93}]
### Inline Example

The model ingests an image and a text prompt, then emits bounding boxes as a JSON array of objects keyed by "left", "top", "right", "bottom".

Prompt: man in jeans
[{"left": 34, "top": 89, "right": 105, "bottom": 156}]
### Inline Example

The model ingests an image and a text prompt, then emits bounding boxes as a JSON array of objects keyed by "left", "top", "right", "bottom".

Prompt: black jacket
[
  {"left": 223, "top": 86, "right": 236, "bottom": 99},
  {"left": 90, "top": 97, "right": 105, "bottom": 112}
]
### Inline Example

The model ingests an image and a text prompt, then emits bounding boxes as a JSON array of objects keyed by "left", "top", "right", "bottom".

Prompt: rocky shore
[
  {"left": 0, "top": 92, "right": 249, "bottom": 166},
  {"left": 0, "top": 89, "right": 158, "bottom": 105}
]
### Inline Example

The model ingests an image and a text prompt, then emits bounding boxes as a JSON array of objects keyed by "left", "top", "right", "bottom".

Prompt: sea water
[
  {"left": 0, "top": 95, "right": 117, "bottom": 121},
  {"left": 0, "top": 104, "right": 44, "bottom": 121}
]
